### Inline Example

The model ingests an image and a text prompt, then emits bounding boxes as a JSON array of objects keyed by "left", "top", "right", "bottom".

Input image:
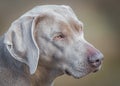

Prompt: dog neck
[{"left": 31, "top": 65, "right": 63, "bottom": 86}]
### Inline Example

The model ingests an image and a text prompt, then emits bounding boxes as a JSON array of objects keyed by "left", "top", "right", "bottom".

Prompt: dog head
[{"left": 4, "top": 5, "right": 103, "bottom": 78}]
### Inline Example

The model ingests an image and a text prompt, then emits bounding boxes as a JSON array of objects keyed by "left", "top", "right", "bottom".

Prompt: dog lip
[
  {"left": 92, "top": 65, "right": 101, "bottom": 73},
  {"left": 64, "top": 69, "right": 80, "bottom": 79},
  {"left": 92, "top": 69, "right": 99, "bottom": 73},
  {"left": 64, "top": 69, "right": 72, "bottom": 76},
  {"left": 64, "top": 69, "right": 87, "bottom": 79}
]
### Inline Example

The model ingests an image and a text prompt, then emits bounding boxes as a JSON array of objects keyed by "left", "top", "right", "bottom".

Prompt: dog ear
[{"left": 4, "top": 16, "right": 41, "bottom": 74}]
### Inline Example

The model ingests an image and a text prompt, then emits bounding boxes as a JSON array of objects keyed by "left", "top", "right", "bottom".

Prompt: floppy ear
[{"left": 4, "top": 16, "right": 40, "bottom": 74}]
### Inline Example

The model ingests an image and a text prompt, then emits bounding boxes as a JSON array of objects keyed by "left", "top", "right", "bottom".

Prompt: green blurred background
[{"left": 0, "top": 0, "right": 120, "bottom": 86}]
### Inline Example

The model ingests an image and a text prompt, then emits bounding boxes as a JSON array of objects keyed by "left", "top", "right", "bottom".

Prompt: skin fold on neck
[{"left": 30, "top": 64, "right": 63, "bottom": 86}]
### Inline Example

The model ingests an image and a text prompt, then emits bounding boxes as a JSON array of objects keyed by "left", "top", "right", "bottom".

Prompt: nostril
[
  {"left": 88, "top": 54, "right": 103, "bottom": 67},
  {"left": 88, "top": 59, "right": 101, "bottom": 67},
  {"left": 88, "top": 58, "right": 100, "bottom": 63},
  {"left": 96, "top": 59, "right": 100, "bottom": 63}
]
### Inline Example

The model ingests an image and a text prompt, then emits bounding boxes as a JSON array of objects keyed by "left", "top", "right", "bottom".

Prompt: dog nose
[
  {"left": 88, "top": 52, "right": 103, "bottom": 67},
  {"left": 85, "top": 43, "right": 104, "bottom": 68},
  {"left": 86, "top": 44, "right": 104, "bottom": 67}
]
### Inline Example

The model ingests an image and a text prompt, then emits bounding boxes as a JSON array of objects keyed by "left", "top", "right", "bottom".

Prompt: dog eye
[{"left": 53, "top": 34, "right": 65, "bottom": 40}]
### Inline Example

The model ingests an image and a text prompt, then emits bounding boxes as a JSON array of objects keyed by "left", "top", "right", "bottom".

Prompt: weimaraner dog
[{"left": 0, "top": 5, "right": 103, "bottom": 86}]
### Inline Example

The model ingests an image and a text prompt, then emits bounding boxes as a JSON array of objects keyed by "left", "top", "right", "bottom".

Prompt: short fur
[{"left": 0, "top": 5, "right": 103, "bottom": 86}]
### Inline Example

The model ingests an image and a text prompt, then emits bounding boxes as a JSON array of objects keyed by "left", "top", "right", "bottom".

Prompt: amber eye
[{"left": 53, "top": 34, "right": 65, "bottom": 40}]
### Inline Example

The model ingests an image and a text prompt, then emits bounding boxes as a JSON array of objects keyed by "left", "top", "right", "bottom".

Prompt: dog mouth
[
  {"left": 64, "top": 66, "right": 101, "bottom": 79},
  {"left": 64, "top": 69, "right": 72, "bottom": 76},
  {"left": 64, "top": 69, "right": 80, "bottom": 79},
  {"left": 64, "top": 69, "right": 90, "bottom": 79},
  {"left": 92, "top": 65, "right": 101, "bottom": 73}
]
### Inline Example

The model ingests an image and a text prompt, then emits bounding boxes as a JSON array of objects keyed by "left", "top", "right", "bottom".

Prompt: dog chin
[
  {"left": 64, "top": 69, "right": 91, "bottom": 79},
  {"left": 64, "top": 66, "right": 101, "bottom": 79}
]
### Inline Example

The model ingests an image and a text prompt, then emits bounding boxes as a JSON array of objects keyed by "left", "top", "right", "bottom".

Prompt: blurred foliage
[{"left": 0, "top": 0, "right": 120, "bottom": 86}]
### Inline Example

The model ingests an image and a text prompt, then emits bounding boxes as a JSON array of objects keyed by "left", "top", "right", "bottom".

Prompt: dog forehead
[
  {"left": 21, "top": 5, "right": 83, "bottom": 26},
  {"left": 22, "top": 5, "right": 76, "bottom": 18},
  {"left": 22, "top": 5, "right": 83, "bottom": 36}
]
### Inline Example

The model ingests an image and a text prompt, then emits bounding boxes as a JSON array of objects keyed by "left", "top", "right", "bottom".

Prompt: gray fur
[{"left": 0, "top": 5, "right": 103, "bottom": 86}]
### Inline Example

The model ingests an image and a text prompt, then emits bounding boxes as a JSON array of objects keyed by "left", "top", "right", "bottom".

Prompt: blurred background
[{"left": 0, "top": 0, "right": 120, "bottom": 86}]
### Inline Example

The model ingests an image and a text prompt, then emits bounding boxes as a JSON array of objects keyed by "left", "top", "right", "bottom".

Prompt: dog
[{"left": 0, "top": 5, "right": 103, "bottom": 86}]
